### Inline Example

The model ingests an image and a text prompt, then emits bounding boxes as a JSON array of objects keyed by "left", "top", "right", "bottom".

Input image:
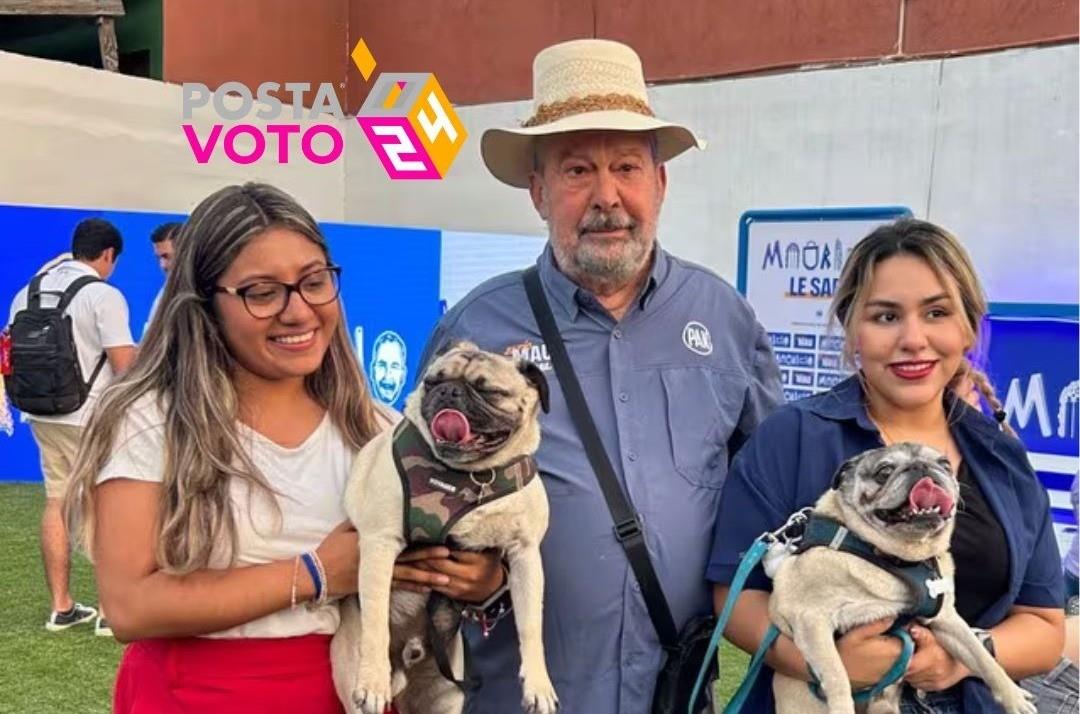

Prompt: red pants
[{"left": 113, "top": 634, "right": 346, "bottom": 714}]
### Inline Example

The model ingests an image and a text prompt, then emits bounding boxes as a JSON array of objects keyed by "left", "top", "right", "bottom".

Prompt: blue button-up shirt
[
  {"left": 421, "top": 245, "right": 782, "bottom": 713},
  {"left": 707, "top": 376, "right": 1064, "bottom": 713}
]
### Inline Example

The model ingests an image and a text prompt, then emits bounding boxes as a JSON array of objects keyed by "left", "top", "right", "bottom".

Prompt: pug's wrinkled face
[
  {"left": 833, "top": 443, "right": 959, "bottom": 540},
  {"left": 413, "top": 342, "right": 549, "bottom": 466}
]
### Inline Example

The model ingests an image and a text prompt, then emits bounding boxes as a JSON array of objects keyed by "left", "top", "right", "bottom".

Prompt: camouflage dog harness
[{"left": 392, "top": 419, "right": 538, "bottom": 545}]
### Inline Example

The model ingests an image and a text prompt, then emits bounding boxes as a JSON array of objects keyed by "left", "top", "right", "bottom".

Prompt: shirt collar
[
  {"left": 55, "top": 260, "right": 98, "bottom": 277},
  {"left": 808, "top": 374, "right": 1005, "bottom": 445},
  {"left": 535, "top": 243, "right": 669, "bottom": 321},
  {"left": 806, "top": 376, "right": 879, "bottom": 432}
]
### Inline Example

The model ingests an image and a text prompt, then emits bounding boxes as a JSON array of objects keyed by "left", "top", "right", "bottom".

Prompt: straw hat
[{"left": 480, "top": 39, "right": 705, "bottom": 188}]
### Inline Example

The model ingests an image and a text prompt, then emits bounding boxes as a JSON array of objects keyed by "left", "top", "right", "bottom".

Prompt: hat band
[{"left": 521, "top": 93, "right": 654, "bottom": 128}]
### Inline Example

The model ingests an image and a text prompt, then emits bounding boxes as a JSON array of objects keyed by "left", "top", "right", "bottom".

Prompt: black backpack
[{"left": 4, "top": 273, "right": 107, "bottom": 416}]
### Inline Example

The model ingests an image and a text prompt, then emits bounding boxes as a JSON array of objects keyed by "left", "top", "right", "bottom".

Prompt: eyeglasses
[{"left": 214, "top": 266, "right": 342, "bottom": 319}]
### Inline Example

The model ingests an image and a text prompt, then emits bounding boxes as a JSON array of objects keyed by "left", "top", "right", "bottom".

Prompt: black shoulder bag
[
  {"left": 6, "top": 274, "right": 106, "bottom": 416},
  {"left": 522, "top": 267, "right": 716, "bottom": 714}
]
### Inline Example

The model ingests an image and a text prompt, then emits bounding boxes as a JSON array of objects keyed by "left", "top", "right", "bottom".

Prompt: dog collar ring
[{"left": 470, "top": 469, "right": 497, "bottom": 500}]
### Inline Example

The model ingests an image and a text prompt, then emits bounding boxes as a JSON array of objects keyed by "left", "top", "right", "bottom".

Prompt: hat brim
[{"left": 480, "top": 110, "right": 706, "bottom": 188}]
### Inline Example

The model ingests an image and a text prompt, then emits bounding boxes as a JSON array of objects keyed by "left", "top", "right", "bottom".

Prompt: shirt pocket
[{"left": 660, "top": 367, "right": 745, "bottom": 490}]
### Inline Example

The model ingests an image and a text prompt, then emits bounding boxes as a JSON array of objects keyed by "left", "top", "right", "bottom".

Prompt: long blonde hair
[
  {"left": 65, "top": 183, "right": 379, "bottom": 572},
  {"left": 829, "top": 218, "right": 1014, "bottom": 436}
]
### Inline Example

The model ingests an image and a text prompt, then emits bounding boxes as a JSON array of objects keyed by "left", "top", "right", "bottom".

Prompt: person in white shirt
[
  {"left": 63, "top": 183, "right": 504, "bottom": 714},
  {"left": 6, "top": 218, "right": 136, "bottom": 634},
  {"left": 145, "top": 221, "right": 180, "bottom": 332}
]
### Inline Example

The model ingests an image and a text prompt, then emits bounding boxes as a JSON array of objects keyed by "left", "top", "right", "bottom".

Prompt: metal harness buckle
[
  {"left": 613, "top": 515, "right": 643, "bottom": 543},
  {"left": 769, "top": 506, "right": 813, "bottom": 545}
]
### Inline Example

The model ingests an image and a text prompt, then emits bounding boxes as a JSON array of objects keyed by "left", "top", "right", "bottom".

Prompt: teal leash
[
  {"left": 724, "top": 621, "right": 913, "bottom": 712},
  {"left": 686, "top": 535, "right": 772, "bottom": 714},
  {"left": 686, "top": 506, "right": 815, "bottom": 714},
  {"left": 808, "top": 622, "right": 915, "bottom": 704},
  {"left": 721, "top": 623, "right": 779, "bottom": 712}
]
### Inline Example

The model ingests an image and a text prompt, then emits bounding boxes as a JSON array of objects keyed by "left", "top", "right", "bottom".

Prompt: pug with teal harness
[{"left": 691, "top": 443, "right": 1036, "bottom": 714}]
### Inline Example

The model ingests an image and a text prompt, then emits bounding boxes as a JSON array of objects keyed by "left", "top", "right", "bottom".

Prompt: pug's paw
[
  {"left": 994, "top": 683, "right": 1036, "bottom": 714},
  {"left": 352, "top": 664, "right": 392, "bottom": 714},
  {"left": 520, "top": 669, "right": 558, "bottom": 714}
]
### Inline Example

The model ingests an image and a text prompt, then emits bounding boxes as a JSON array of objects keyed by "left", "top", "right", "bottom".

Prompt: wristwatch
[{"left": 971, "top": 628, "right": 996, "bottom": 659}]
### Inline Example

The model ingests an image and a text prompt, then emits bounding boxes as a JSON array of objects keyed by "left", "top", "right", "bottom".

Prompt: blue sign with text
[{"left": 979, "top": 313, "right": 1079, "bottom": 539}]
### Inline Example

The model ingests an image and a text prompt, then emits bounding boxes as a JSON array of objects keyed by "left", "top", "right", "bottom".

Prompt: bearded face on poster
[{"left": 368, "top": 330, "right": 408, "bottom": 405}]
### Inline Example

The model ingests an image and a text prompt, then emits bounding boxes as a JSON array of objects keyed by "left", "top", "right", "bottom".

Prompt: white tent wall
[{"left": 0, "top": 50, "right": 345, "bottom": 221}]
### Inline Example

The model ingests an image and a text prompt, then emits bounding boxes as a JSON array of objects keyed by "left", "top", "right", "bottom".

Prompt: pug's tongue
[
  {"left": 431, "top": 409, "right": 472, "bottom": 444},
  {"left": 908, "top": 476, "right": 954, "bottom": 515}
]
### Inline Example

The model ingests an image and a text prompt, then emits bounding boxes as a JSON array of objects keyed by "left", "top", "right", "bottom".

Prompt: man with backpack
[{"left": 4, "top": 218, "right": 136, "bottom": 635}]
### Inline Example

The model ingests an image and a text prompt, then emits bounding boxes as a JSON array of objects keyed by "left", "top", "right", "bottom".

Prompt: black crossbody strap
[
  {"left": 426, "top": 594, "right": 480, "bottom": 691},
  {"left": 522, "top": 266, "right": 679, "bottom": 647},
  {"left": 57, "top": 276, "right": 101, "bottom": 311},
  {"left": 58, "top": 275, "right": 108, "bottom": 391},
  {"left": 27, "top": 274, "right": 46, "bottom": 310}
]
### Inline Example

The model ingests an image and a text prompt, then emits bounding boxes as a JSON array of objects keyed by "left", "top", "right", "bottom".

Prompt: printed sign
[{"left": 737, "top": 207, "right": 911, "bottom": 402}]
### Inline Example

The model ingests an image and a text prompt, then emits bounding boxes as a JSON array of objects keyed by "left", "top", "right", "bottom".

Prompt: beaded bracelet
[
  {"left": 290, "top": 555, "right": 301, "bottom": 610},
  {"left": 304, "top": 550, "right": 331, "bottom": 608},
  {"left": 300, "top": 552, "right": 324, "bottom": 604},
  {"left": 310, "top": 551, "right": 329, "bottom": 606}
]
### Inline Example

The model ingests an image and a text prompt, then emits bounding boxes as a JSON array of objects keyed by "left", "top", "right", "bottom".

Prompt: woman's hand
[
  {"left": 393, "top": 547, "right": 505, "bottom": 602},
  {"left": 836, "top": 619, "right": 906, "bottom": 689},
  {"left": 314, "top": 521, "right": 361, "bottom": 598},
  {"left": 903, "top": 624, "right": 970, "bottom": 691}
]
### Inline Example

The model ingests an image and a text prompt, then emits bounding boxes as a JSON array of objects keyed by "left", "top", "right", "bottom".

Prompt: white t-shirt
[
  {"left": 97, "top": 393, "right": 400, "bottom": 639},
  {"left": 6, "top": 260, "right": 135, "bottom": 426},
  {"left": 144, "top": 285, "right": 165, "bottom": 337},
  {"left": 100, "top": 395, "right": 401, "bottom": 635}
]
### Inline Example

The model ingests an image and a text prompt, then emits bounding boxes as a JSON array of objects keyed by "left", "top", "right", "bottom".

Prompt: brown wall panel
[
  {"left": 596, "top": 0, "right": 902, "bottom": 82},
  {"left": 904, "top": 0, "right": 1078, "bottom": 55},
  {"left": 161, "top": 0, "right": 1077, "bottom": 112},
  {"left": 164, "top": 0, "right": 349, "bottom": 111},
  {"left": 346, "top": 0, "right": 594, "bottom": 111}
]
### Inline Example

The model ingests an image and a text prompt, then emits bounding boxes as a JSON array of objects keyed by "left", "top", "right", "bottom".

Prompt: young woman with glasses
[{"left": 64, "top": 183, "right": 505, "bottom": 713}]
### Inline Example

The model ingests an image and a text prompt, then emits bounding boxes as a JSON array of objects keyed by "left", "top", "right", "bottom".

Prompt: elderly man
[{"left": 420, "top": 39, "right": 782, "bottom": 713}]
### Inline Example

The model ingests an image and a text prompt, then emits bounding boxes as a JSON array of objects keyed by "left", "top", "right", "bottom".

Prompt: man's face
[
  {"left": 154, "top": 239, "right": 175, "bottom": 274},
  {"left": 372, "top": 339, "right": 406, "bottom": 403},
  {"left": 529, "top": 130, "right": 667, "bottom": 290}
]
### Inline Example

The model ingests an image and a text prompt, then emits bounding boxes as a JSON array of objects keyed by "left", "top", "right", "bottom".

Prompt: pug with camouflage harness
[{"left": 331, "top": 342, "right": 558, "bottom": 714}]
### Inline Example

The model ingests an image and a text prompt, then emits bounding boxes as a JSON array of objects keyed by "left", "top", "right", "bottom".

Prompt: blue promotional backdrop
[
  {"left": 0, "top": 204, "right": 442, "bottom": 481},
  {"left": 979, "top": 312, "right": 1080, "bottom": 549}
]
